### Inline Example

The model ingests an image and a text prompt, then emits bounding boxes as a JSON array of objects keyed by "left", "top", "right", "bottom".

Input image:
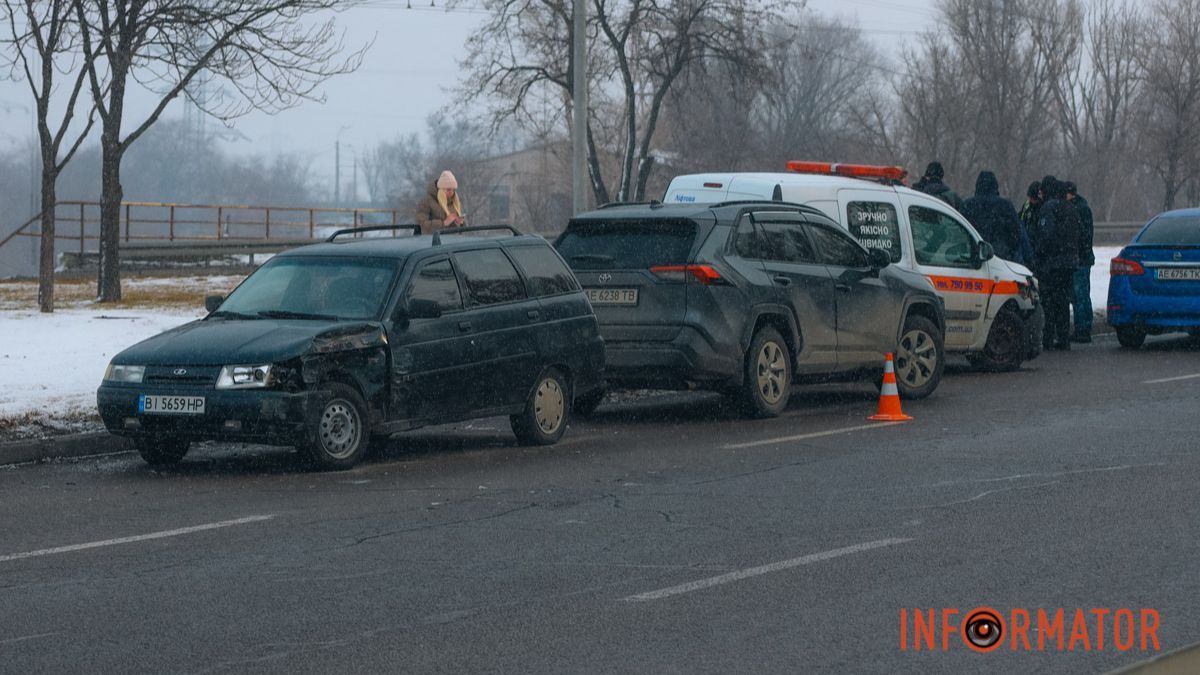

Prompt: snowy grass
[{"left": 0, "top": 274, "right": 245, "bottom": 440}]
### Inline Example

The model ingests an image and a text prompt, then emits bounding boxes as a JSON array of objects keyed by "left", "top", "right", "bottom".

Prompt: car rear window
[
  {"left": 508, "top": 245, "right": 580, "bottom": 297},
  {"left": 1137, "top": 216, "right": 1200, "bottom": 245},
  {"left": 556, "top": 220, "right": 696, "bottom": 270}
]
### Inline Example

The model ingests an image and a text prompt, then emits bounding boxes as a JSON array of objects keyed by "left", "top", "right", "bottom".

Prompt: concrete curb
[{"left": 0, "top": 432, "right": 132, "bottom": 466}]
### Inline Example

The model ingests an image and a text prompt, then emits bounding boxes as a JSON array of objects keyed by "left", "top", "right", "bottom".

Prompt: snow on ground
[
  {"left": 1091, "top": 246, "right": 1120, "bottom": 313},
  {"left": 0, "top": 308, "right": 202, "bottom": 437}
]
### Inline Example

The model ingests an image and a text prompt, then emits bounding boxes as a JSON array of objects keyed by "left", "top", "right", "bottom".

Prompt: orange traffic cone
[{"left": 869, "top": 352, "right": 913, "bottom": 422}]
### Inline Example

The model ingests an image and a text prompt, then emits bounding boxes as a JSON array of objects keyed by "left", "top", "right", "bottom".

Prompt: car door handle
[
  {"left": 772, "top": 276, "right": 792, "bottom": 287},
  {"left": 836, "top": 283, "right": 851, "bottom": 292},
  {"left": 527, "top": 310, "right": 541, "bottom": 321},
  {"left": 458, "top": 321, "right": 473, "bottom": 332}
]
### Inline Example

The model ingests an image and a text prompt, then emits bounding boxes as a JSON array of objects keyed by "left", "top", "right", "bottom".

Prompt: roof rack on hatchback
[
  {"left": 326, "top": 224, "right": 420, "bottom": 242},
  {"left": 597, "top": 200, "right": 663, "bottom": 210},
  {"left": 430, "top": 224, "right": 524, "bottom": 246}
]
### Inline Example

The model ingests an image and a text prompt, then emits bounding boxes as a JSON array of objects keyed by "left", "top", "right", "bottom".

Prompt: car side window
[
  {"left": 453, "top": 248, "right": 528, "bottom": 306},
  {"left": 406, "top": 258, "right": 463, "bottom": 312},
  {"left": 847, "top": 202, "right": 902, "bottom": 263},
  {"left": 909, "top": 206, "right": 975, "bottom": 268},
  {"left": 758, "top": 220, "right": 817, "bottom": 264},
  {"left": 733, "top": 217, "right": 766, "bottom": 259},
  {"left": 805, "top": 224, "right": 869, "bottom": 268},
  {"left": 508, "top": 245, "right": 580, "bottom": 297}
]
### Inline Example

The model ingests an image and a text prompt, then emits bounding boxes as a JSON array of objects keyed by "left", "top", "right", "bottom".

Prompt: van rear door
[{"left": 555, "top": 218, "right": 699, "bottom": 342}]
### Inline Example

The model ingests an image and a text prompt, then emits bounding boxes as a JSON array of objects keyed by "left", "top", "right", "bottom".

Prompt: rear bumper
[
  {"left": 601, "top": 325, "right": 740, "bottom": 388},
  {"left": 97, "top": 384, "right": 321, "bottom": 444},
  {"left": 1107, "top": 278, "right": 1200, "bottom": 328}
]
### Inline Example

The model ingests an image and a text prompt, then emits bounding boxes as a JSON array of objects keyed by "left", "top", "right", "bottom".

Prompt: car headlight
[
  {"left": 216, "top": 364, "right": 273, "bottom": 389},
  {"left": 104, "top": 364, "right": 145, "bottom": 383}
]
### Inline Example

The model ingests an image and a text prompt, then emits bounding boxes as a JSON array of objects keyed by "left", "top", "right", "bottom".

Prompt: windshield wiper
[
  {"left": 570, "top": 254, "right": 616, "bottom": 266},
  {"left": 256, "top": 309, "right": 340, "bottom": 321},
  {"left": 207, "top": 310, "right": 259, "bottom": 320}
]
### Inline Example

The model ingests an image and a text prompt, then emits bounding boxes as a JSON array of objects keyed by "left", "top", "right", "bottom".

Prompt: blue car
[{"left": 1107, "top": 208, "right": 1200, "bottom": 348}]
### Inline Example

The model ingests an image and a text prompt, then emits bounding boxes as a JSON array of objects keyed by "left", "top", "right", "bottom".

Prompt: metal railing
[{"left": 0, "top": 201, "right": 404, "bottom": 255}]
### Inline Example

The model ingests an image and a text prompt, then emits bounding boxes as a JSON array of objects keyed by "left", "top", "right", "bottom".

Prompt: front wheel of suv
[
  {"left": 894, "top": 314, "right": 944, "bottom": 400},
  {"left": 736, "top": 327, "right": 792, "bottom": 418}
]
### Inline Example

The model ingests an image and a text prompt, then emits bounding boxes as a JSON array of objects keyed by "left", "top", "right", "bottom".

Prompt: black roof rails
[
  {"left": 597, "top": 200, "right": 663, "bottom": 210},
  {"left": 431, "top": 224, "right": 524, "bottom": 246},
  {"left": 326, "top": 224, "right": 420, "bottom": 242}
]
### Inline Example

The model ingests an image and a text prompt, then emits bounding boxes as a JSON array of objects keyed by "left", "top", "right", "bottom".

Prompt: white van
[{"left": 664, "top": 165, "right": 1042, "bottom": 370}]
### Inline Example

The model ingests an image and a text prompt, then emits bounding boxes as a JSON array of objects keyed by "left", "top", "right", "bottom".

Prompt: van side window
[
  {"left": 847, "top": 202, "right": 901, "bottom": 263},
  {"left": 509, "top": 245, "right": 579, "bottom": 297},
  {"left": 805, "top": 224, "right": 868, "bottom": 268},
  {"left": 454, "top": 248, "right": 528, "bottom": 306},
  {"left": 758, "top": 221, "right": 817, "bottom": 264},
  {"left": 909, "top": 206, "right": 975, "bottom": 268}
]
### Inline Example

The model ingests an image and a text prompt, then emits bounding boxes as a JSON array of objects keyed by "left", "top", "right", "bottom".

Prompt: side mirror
[
  {"left": 868, "top": 248, "right": 891, "bottom": 270},
  {"left": 400, "top": 298, "right": 442, "bottom": 321},
  {"left": 975, "top": 241, "right": 995, "bottom": 267},
  {"left": 205, "top": 295, "right": 224, "bottom": 313}
]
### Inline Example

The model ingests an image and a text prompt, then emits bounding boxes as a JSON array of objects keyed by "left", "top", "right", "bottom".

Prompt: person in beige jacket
[{"left": 415, "top": 170, "right": 465, "bottom": 234}]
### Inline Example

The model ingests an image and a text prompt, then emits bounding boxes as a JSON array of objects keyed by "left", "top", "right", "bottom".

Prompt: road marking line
[
  {"left": 1143, "top": 373, "right": 1200, "bottom": 384},
  {"left": 622, "top": 537, "right": 913, "bottom": 602},
  {"left": 0, "top": 515, "right": 275, "bottom": 564},
  {"left": 724, "top": 422, "right": 905, "bottom": 449},
  {"left": 0, "top": 632, "right": 61, "bottom": 646}
]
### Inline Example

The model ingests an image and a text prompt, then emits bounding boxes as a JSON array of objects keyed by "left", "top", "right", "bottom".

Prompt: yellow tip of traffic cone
[{"left": 869, "top": 352, "right": 913, "bottom": 422}]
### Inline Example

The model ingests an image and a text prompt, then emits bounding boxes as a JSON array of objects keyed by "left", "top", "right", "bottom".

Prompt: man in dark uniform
[
  {"left": 1066, "top": 181, "right": 1095, "bottom": 342},
  {"left": 1034, "top": 177, "right": 1082, "bottom": 350}
]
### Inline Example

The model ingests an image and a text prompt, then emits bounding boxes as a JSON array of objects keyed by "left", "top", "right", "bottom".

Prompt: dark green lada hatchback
[{"left": 97, "top": 226, "right": 605, "bottom": 470}]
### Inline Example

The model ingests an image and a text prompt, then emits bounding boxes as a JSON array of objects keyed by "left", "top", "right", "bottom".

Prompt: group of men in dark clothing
[{"left": 912, "top": 162, "right": 1095, "bottom": 350}]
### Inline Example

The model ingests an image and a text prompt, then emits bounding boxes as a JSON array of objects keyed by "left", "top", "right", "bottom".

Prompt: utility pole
[{"left": 571, "top": 0, "right": 587, "bottom": 214}]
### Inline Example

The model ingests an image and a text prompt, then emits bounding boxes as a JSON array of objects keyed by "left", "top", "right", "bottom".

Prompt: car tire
[
  {"left": 511, "top": 368, "right": 570, "bottom": 445},
  {"left": 736, "top": 327, "right": 792, "bottom": 418},
  {"left": 1116, "top": 325, "right": 1147, "bottom": 349},
  {"left": 135, "top": 436, "right": 189, "bottom": 466},
  {"left": 573, "top": 387, "right": 606, "bottom": 417},
  {"left": 894, "top": 314, "right": 944, "bottom": 400},
  {"left": 967, "top": 307, "right": 1026, "bottom": 372},
  {"left": 299, "top": 383, "right": 369, "bottom": 470}
]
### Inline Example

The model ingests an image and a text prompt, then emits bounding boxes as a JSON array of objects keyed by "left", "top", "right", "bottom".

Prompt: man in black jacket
[
  {"left": 912, "top": 161, "right": 963, "bottom": 211},
  {"left": 1066, "top": 181, "right": 1095, "bottom": 343},
  {"left": 961, "top": 170, "right": 1025, "bottom": 264},
  {"left": 1035, "top": 177, "right": 1082, "bottom": 350}
]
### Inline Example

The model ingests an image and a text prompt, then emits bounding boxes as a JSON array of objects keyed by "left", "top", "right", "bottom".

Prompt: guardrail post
[
  {"left": 308, "top": 209, "right": 315, "bottom": 239},
  {"left": 124, "top": 203, "right": 131, "bottom": 241},
  {"left": 217, "top": 206, "right": 223, "bottom": 239},
  {"left": 265, "top": 208, "right": 271, "bottom": 239},
  {"left": 169, "top": 205, "right": 175, "bottom": 241},
  {"left": 79, "top": 203, "right": 85, "bottom": 253}
]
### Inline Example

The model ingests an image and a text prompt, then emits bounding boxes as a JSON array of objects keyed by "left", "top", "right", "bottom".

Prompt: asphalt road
[{"left": 3, "top": 334, "right": 1200, "bottom": 674}]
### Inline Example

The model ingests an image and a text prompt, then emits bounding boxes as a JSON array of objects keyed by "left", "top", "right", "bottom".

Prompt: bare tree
[
  {"left": 1052, "top": 0, "right": 1143, "bottom": 219},
  {"left": 1137, "top": 0, "right": 1200, "bottom": 211},
  {"left": 73, "top": 0, "right": 367, "bottom": 302},
  {"left": 461, "top": 0, "right": 785, "bottom": 204},
  {"left": 1, "top": 0, "right": 101, "bottom": 312}
]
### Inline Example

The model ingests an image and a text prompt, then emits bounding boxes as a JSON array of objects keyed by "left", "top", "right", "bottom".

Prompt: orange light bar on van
[{"left": 785, "top": 161, "right": 907, "bottom": 182}]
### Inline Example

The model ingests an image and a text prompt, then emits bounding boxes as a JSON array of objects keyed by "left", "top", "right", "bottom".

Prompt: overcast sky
[{"left": 0, "top": 0, "right": 937, "bottom": 191}]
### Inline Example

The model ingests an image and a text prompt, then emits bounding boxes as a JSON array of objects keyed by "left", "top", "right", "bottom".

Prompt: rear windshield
[
  {"left": 1137, "top": 215, "right": 1200, "bottom": 245},
  {"left": 556, "top": 220, "right": 696, "bottom": 270}
]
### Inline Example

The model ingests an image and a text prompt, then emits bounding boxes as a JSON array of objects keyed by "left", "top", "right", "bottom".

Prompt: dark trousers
[
  {"left": 1040, "top": 269, "right": 1075, "bottom": 348},
  {"left": 1072, "top": 266, "right": 1093, "bottom": 336}
]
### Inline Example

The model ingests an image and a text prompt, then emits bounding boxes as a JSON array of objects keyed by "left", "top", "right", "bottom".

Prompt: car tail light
[
  {"left": 650, "top": 264, "right": 726, "bottom": 285},
  {"left": 1110, "top": 257, "right": 1145, "bottom": 276}
]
